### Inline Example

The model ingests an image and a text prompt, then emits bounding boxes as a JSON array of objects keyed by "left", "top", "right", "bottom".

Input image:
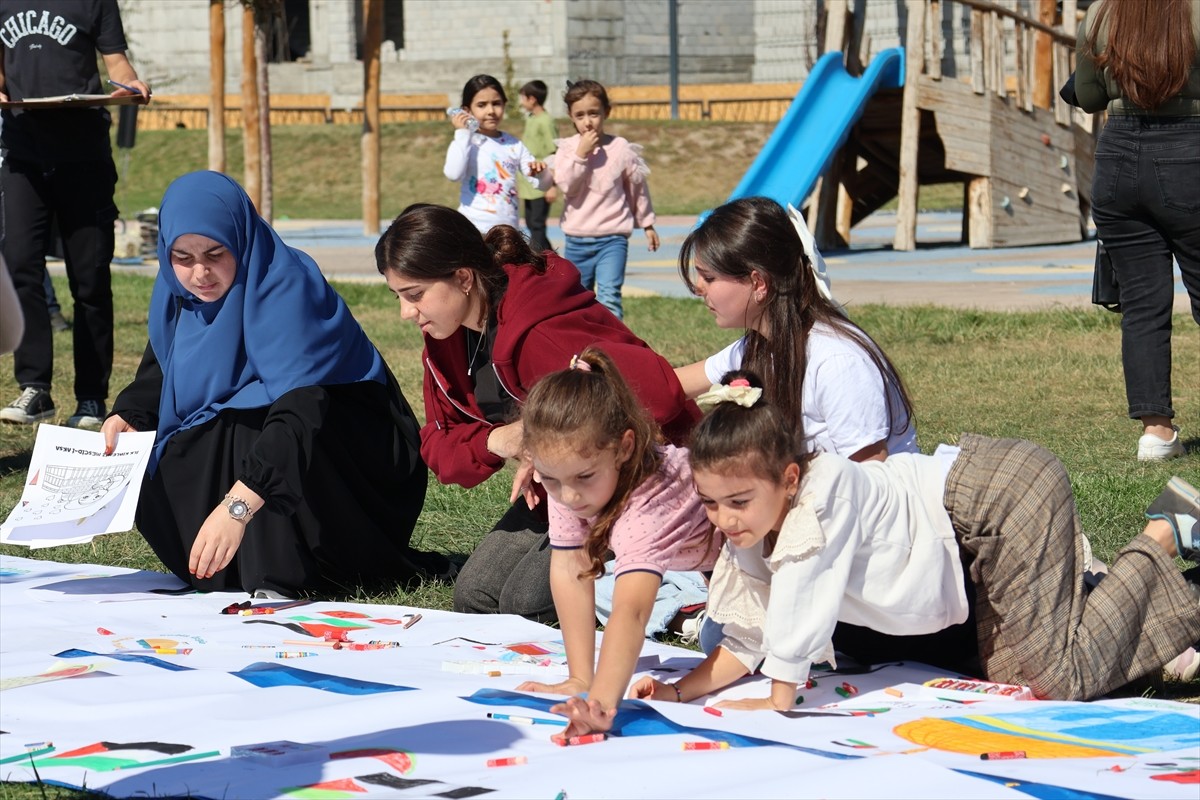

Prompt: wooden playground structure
[{"left": 810, "top": 0, "right": 1095, "bottom": 251}]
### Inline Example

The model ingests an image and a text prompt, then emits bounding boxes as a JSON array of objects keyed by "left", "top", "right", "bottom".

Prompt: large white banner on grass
[
  {"left": 1, "top": 555, "right": 1196, "bottom": 799},
  {"left": 0, "top": 425, "right": 154, "bottom": 547}
]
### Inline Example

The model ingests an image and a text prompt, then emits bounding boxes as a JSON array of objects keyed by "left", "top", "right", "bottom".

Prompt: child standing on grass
[
  {"left": 445, "top": 74, "right": 549, "bottom": 234},
  {"left": 554, "top": 79, "right": 659, "bottom": 320},
  {"left": 517, "top": 80, "right": 558, "bottom": 252},
  {"left": 514, "top": 348, "right": 718, "bottom": 740}
]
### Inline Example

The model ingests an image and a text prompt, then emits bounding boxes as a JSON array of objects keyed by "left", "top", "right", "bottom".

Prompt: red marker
[
  {"left": 683, "top": 741, "right": 729, "bottom": 751},
  {"left": 486, "top": 756, "right": 527, "bottom": 767},
  {"left": 96, "top": 627, "right": 113, "bottom": 636},
  {"left": 703, "top": 706, "right": 723, "bottom": 717},
  {"left": 981, "top": 751, "right": 1026, "bottom": 760},
  {"left": 554, "top": 733, "right": 607, "bottom": 747}
]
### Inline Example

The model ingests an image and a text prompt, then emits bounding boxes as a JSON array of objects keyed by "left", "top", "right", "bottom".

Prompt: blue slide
[{"left": 724, "top": 47, "right": 905, "bottom": 210}]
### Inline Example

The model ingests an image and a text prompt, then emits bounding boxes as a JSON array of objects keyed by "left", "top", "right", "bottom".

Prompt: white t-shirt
[
  {"left": 443, "top": 129, "right": 547, "bottom": 233},
  {"left": 704, "top": 323, "right": 918, "bottom": 457}
]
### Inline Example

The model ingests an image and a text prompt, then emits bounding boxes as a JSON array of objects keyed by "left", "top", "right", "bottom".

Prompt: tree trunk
[
  {"left": 255, "top": 13, "right": 273, "bottom": 223},
  {"left": 361, "top": 0, "right": 382, "bottom": 236},
  {"left": 241, "top": 3, "right": 262, "bottom": 211},
  {"left": 208, "top": 0, "right": 225, "bottom": 172}
]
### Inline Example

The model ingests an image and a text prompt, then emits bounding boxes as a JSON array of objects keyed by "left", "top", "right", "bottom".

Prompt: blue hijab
[{"left": 147, "top": 171, "right": 386, "bottom": 467}]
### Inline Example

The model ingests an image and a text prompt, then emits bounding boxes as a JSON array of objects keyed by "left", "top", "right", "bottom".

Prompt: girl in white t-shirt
[
  {"left": 616, "top": 373, "right": 1200, "bottom": 719},
  {"left": 675, "top": 196, "right": 915, "bottom": 462},
  {"left": 445, "top": 74, "right": 549, "bottom": 234},
  {"left": 513, "top": 347, "right": 718, "bottom": 741}
]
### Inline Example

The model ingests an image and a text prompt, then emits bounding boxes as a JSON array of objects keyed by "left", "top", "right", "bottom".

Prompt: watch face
[{"left": 229, "top": 500, "right": 249, "bottom": 519}]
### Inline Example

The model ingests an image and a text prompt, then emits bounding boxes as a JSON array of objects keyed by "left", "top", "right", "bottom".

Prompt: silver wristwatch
[{"left": 223, "top": 493, "right": 254, "bottom": 523}]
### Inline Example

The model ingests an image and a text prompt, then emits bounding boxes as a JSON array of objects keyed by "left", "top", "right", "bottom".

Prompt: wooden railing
[{"left": 921, "top": 0, "right": 1081, "bottom": 125}]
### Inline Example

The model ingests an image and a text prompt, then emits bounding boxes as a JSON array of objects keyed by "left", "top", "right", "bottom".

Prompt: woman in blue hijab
[{"left": 102, "top": 171, "right": 448, "bottom": 596}]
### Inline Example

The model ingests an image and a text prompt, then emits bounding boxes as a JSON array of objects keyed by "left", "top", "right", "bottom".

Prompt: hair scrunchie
[
  {"left": 695, "top": 378, "right": 762, "bottom": 411},
  {"left": 568, "top": 353, "right": 593, "bottom": 372}
]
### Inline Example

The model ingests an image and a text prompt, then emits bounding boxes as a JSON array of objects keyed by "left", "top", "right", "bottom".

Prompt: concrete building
[{"left": 121, "top": 0, "right": 1039, "bottom": 113}]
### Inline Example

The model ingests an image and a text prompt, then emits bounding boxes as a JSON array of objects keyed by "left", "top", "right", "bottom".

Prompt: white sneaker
[
  {"left": 1138, "top": 426, "right": 1185, "bottom": 462},
  {"left": 678, "top": 609, "right": 707, "bottom": 645}
]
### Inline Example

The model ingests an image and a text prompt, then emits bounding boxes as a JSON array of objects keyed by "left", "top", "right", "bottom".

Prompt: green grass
[
  {"left": 1, "top": 276, "right": 1198, "bottom": 799},
  {"left": 112, "top": 119, "right": 966, "bottom": 220}
]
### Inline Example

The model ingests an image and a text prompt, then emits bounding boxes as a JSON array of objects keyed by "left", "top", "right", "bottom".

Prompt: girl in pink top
[
  {"left": 554, "top": 80, "right": 659, "bottom": 320},
  {"left": 514, "top": 347, "right": 717, "bottom": 740}
]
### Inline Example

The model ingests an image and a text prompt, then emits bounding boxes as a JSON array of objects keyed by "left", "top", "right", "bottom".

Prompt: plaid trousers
[{"left": 943, "top": 434, "right": 1200, "bottom": 700}]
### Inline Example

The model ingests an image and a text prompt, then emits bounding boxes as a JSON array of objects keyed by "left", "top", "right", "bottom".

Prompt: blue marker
[
  {"left": 486, "top": 712, "right": 567, "bottom": 727},
  {"left": 108, "top": 79, "right": 146, "bottom": 97}
]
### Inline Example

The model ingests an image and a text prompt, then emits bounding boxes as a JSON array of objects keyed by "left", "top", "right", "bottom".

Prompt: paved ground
[{"left": 107, "top": 210, "right": 1192, "bottom": 313}]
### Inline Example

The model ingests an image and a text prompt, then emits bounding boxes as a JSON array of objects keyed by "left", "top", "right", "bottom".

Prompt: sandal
[{"left": 1147, "top": 476, "right": 1200, "bottom": 563}]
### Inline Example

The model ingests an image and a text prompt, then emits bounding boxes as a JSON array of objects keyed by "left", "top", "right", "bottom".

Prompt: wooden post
[
  {"left": 362, "top": 0, "right": 382, "bottom": 236},
  {"left": 241, "top": 3, "right": 262, "bottom": 210},
  {"left": 810, "top": 0, "right": 851, "bottom": 248},
  {"left": 1033, "top": 0, "right": 1055, "bottom": 109},
  {"left": 254, "top": 3, "right": 273, "bottom": 223},
  {"left": 208, "top": 0, "right": 225, "bottom": 173},
  {"left": 894, "top": 0, "right": 925, "bottom": 252}
]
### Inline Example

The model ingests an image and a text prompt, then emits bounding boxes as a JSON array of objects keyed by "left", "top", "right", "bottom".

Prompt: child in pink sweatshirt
[{"left": 553, "top": 80, "right": 659, "bottom": 320}]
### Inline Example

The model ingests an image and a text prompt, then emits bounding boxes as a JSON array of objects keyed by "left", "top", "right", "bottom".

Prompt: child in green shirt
[{"left": 518, "top": 80, "right": 559, "bottom": 252}]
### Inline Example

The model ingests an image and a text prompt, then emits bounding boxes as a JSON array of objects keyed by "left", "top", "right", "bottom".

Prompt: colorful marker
[
  {"left": 703, "top": 706, "right": 723, "bottom": 717},
  {"left": 285, "top": 639, "right": 341, "bottom": 648},
  {"left": 835, "top": 686, "right": 852, "bottom": 698},
  {"left": 794, "top": 695, "right": 804, "bottom": 705},
  {"left": 841, "top": 681, "right": 859, "bottom": 695},
  {"left": 23, "top": 742, "right": 51, "bottom": 749},
  {"left": 96, "top": 627, "right": 113, "bottom": 636},
  {"left": 221, "top": 601, "right": 251, "bottom": 615},
  {"left": 140, "top": 648, "right": 191, "bottom": 655},
  {"left": 804, "top": 678, "right": 817, "bottom": 689},
  {"left": 486, "top": 712, "right": 567, "bottom": 727},
  {"left": 402, "top": 613, "right": 422, "bottom": 629},
  {"left": 981, "top": 751, "right": 1027, "bottom": 760},
  {"left": 239, "top": 607, "right": 275, "bottom": 615},
  {"left": 683, "top": 741, "right": 730, "bottom": 751},
  {"left": 486, "top": 755, "right": 527, "bottom": 767},
  {"left": 884, "top": 687, "right": 904, "bottom": 698},
  {"left": 275, "top": 651, "right": 318, "bottom": 659},
  {"left": 487, "top": 670, "right": 502, "bottom": 677}
]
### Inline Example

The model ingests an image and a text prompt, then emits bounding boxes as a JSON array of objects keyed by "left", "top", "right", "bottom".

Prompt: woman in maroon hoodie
[{"left": 376, "top": 204, "right": 698, "bottom": 620}]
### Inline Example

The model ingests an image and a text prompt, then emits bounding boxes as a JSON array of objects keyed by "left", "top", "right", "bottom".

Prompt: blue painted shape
[
  {"left": 231, "top": 661, "right": 414, "bottom": 695},
  {"left": 463, "top": 688, "right": 858, "bottom": 760},
  {"left": 953, "top": 769, "right": 1127, "bottom": 800},
  {"left": 952, "top": 707, "right": 1200, "bottom": 755},
  {"left": 55, "top": 648, "right": 194, "bottom": 672},
  {"left": 723, "top": 47, "right": 905, "bottom": 212}
]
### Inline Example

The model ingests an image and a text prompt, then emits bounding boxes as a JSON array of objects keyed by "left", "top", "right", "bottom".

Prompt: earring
[
  {"left": 464, "top": 286, "right": 471, "bottom": 297},
  {"left": 755, "top": 292, "right": 766, "bottom": 303}
]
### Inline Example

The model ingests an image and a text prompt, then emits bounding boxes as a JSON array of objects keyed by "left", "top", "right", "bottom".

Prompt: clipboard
[{"left": 0, "top": 93, "right": 142, "bottom": 109}]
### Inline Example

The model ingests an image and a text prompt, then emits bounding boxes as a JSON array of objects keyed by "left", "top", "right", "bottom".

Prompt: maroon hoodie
[{"left": 419, "top": 252, "right": 699, "bottom": 487}]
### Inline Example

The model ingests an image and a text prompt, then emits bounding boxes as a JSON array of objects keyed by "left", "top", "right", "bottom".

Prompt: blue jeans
[
  {"left": 1090, "top": 116, "right": 1200, "bottom": 420},
  {"left": 564, "top": 234, "right": 629, "bottom": 319}
]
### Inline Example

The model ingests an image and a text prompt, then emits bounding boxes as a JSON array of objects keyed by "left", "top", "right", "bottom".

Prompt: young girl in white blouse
[
  {"left": 445, "top": 74, "right": 549, "bottom": 234},
  {"left": 513, "top": 348, "right": 718, "bottom": 741},
  {"left": 611, "top": 373, "right": 1200, "bottom": 721}
]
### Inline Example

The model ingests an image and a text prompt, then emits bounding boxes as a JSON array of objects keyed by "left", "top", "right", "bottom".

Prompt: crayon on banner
[
  {"left": 794, "top": 695, "right": 804, "bottom": 705},
  {"left": 486, "top": 756, "right": 527, "bottom": 767},
  {"left": 344, "top": 643, "right": 388, "bottom": 651},
  {"left": 804, "top": 678, "right": 817, "bottom": 689},
  {"left": 884, "top": 687, "right": 904, "bottom": 697},
  {"left": 240, "top": 607, "right": 275, "bottom": 615},
  {"left": 682, "top": 741, "right": 730, "bottom": 751},
  {"left": 835, "top": 686, "right": 852, "bottom": 698},
  {"left": 703, "top": 706, "right": 723, "bottom": 717},
  {"left": 242, "top": 645, "right": 276, "bottom": 649},
  {"left": 924, "top": 677, "right": 1035, "bottom": 700},
  {"left": 143, "top": 648, "right": 191, "bottom": 655},
  {"left": 285, "top": 639, "right": 341, "bottom": 648},
  {"left": 275, "top": 651, "right": 318, "bottom": 659},
  {"left": 486, "top": 712, "right": 567, "bottom": 727},
  {"left": 554, "top": 792, "right": 568, "bottom": 800},
  {"left": 981, "top": 751, "right": 1026, "bottom": 760},
  {"left": 557, "top": 733, "right": 607, "bottom": 747},
  {"left": 402, "top": 613, "right": 423, "bottom": 629},
  {"left": 96, "top": 627, "right": 113, "bottom": 635},
  {"left": 841, "top": 681, "right": 859, "bottom": 695},
  {"left": 221, "top": 601, "right": 251, "bottom": 615},
  {"left": 488, "top": 670, "right": 502, "bottom": 677},
  {"left": 23, "top": 742, "right": 51, "bottom": 749}
]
